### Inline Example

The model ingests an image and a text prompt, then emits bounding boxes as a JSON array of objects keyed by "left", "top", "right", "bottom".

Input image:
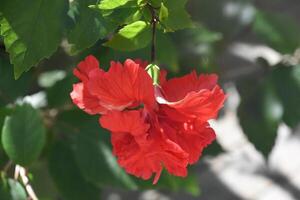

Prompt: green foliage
[
  {"left": 68, "top": 0, "right": 114, "bottom": 54},
  {"left": 0, "top": 178, "right": 27, "bottom": 200},
  {"left": 135, "top": 170, "right": 201, "bottom": 196},
  {"left": 48, "top": 141, "right": 100, "bottom": 200},
  {"left": 98, "top": 0, "right": 132, "bottom": 10},
  {"left": 0, "top": 55, "right": 31, "bottom": 106},
  {"left": 1, "top": 0, "right": 300, "bottom": 199},
  {"left": 0, "top": 0, "right": 68, "bottom": 78},
  {"left": 160, "top": 0, "right": 193, "bottom": 31},
  {"left": 238, "top": 78, "right": 283, "bottom": 158},
  {"left": 105, "top": 21, "right": 151, "bottom": 51},
  {"left": 254, "top": 10, "right": 300, "bottom": 53},
  {"left": 1, "top": 104, "right": 46, "bottom": 166},
  {"left": 271, "top": 65, "right": 300, "bottom": 128}
]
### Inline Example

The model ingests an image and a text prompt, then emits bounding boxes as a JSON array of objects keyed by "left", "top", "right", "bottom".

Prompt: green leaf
[
  {"left": 0, "top": 0, "right": 68, "bottom": 78},
  {"left": 1, "top": 104, "right": 46, "bottom": 166},
  {"left": 271, "top": 65, "right": 300, "bottom": 128},
  {"left": 0, "top": 178, "right": 27, "bottom": 200},
  {"left": 74, "top": 131, "right": 137, "bottom": 189},
  {"left": 105, "top": 21, "right": 151, "bottom": 51},
  {"left": 237, "top": 78, "right": 283, "bottom": 158},
  {"left": 253, "top": 11, "right": 300, "bottom": 53},
  {"left": 7, "top": 179, "right": 27, "bottom": 200},
  {"left": 103, "top": 6, "right": 142, "bottom": 25},
  {"left": 0, "top": 57, "right": 31, "bottom": 105},
  {"left": 55, "top": 109, "right": 137, "bottom": 190},
  {"left": 202, "top": 140, "right": 224, "bottom": 156},
  {"left": 161, "top": 0, "right": 193, "bottom": 31},
  {"left": 68, "top": 0, "right": 115, "bottom": 54},
  {"left": 136, "top": 170, "right": 201, "bottom": 196},
  {"left": 156, "top": 32, "right": 179, "bottom": 72},
  {"left": 98, "top": 0, "right": 132, "bottom": 10},
  {"left": 48, "top": 142, "right": 100, "bottom": 200},
  {"left": 159, "top": 2, "right": 168, "bottom": 22},
  {"left": 46, "top": 75, "right": 75, "bottom": 108}
]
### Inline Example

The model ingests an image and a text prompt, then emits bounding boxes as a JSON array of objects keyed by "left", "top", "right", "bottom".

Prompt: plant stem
[{"left": 149, "top": 4, "right": 157, "bottom": 63}]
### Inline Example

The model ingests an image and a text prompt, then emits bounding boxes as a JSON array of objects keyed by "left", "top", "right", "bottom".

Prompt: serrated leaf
[
  {"left": 1, "top": 104, "right": 46, "bottom": 166},
  {"left": 98, "top": 0, "right": 132, "bottom": 10},
  {"left": 105, "top": 21, "right": 151, "bottom": 51},
  {"left": 0, "top": 0, "right": 68, "bottom": 78},
  {"left": 161, "top": 0, "right": 193, "bottom": 31},
  {"left": 237, "top": 78, "right": 283, "bottom": 158},
  {"left": 48, "top": 142, "right": 100, "bottom": 200},
  {"left": 68, "top": 0, "right": 115, "bottom": 54},
  {"left": 0, "top": 57, "right": 31, "bottom": 105}
]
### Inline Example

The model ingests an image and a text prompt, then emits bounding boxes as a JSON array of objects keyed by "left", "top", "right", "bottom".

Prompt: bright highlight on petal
[{"left": 70, "top": 55, "right": 226, "bottom": 184}]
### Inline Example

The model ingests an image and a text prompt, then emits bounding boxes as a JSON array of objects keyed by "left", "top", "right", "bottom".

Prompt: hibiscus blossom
[{"left": 70, "top": 55, "right": 226, "bottom": 184}]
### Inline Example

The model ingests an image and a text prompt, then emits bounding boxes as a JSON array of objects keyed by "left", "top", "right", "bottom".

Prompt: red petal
[
  {"left": 88, "top": 59, "right": 155, "bottom": 111},
  {"left": 160, "top": 118, "right": 216, "bottom": 164},
  {"left": 110, "top": 131, "right": 188, "bottom": 184},
  {"left": 99, "top": 110, "right": 150, "bottom": 136},
  {"left": 157, "top": 72, "right": 226, "bottom": 121},
  {"left": 161, "top": 71, "right": 218, "bottom": 102},
  {"left": 70, "top": 83, "right": 106, "bottom": 115},
  {"left": 73, "top": 55, "right": 102, "bottom": 82}
]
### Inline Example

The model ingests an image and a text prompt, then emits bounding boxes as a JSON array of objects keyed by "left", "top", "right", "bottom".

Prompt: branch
[{"left": 15, "top": 165, "right": 38, "bottom": 200}]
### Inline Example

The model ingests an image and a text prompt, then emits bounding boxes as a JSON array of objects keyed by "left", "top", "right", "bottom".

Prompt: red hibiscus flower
[{"left": 70, "top": 55, "right": 226, "bottom": 184}]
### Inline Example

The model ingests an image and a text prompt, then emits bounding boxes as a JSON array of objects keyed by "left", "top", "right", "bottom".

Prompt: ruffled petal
[
  {"left": 110, "top": 131, "right": 188, "bottom": 184},
  {"left": 70, "top": 55, "right": 107, "bottom": 114},
  {"left": 161, "top": 120, "right": 216, "bottom": 164},
  {"left": 157, "top": 72, "right": 226, "bottom": 122},
  {"left": 88, "top": 59, "right": 155, "bottom": 111},
  {"left": 99, "top": 110, "right": 150, "bottom": 136},
  {"left": 73, "top": 55, "right": 102, "bottom": 82},
  {"left": 161, "top": 71, "right": 218, "bottom": 102}
]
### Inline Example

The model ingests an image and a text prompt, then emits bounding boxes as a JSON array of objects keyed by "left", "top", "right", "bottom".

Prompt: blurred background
[{"left": 1, "top": 0, "right": 300, "bottom": 199}]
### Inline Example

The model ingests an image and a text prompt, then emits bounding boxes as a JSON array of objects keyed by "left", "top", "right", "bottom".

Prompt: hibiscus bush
[{"left": 0, "top": 0, "right": 300, "bottom": 199}]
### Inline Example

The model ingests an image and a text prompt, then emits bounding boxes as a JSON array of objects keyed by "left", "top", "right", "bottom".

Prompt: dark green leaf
[
  {"left": 68, "top": 0, "right": 115, "bottom": 54},
  {"left": 0, "top": 57, "right": 31, "bottom": 105},
  {"left": 74, "top": 131, "right": 137, "bottom": 189},
  {"left": 48, "top": 142, "right": 100, "bottom": 200},
  {"left": 105, "top": 21, "right": 151, "bottom": 51},
  {"left": 156, "top": 32, "right": 179, "bottom": 72},
  {"left": 237, "top": 78, "right": 283, "bottom": 158},
  {"left": 253, "top": 11, "right": 300, "bottom": 53},
  {"left": 1, "top": 104, "right": 46, "bottom": 166},
  {"left": 202, "top": 140, "right": 224, "bottom": 156},
  {"left": 46, "top": 75, "right": 75, "bottom": 108},
  {"left": 0, "top": 0, "right": 68, "bottom": 78},
  {"left": 271, "top": 65, "right": 300, "bottom": 128},
  {"left": 136, "top": 170, "right": 201, "bottom": 196},
  {"left": 55, "top": 109, "right": 137, "bottom": 189}
]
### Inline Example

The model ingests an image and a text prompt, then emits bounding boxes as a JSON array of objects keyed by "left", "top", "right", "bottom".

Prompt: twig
[
  {"left": 2, "top": 160, "right": 13, "bottom": 173},
  {"left": 15, "top": 165, "right": 38, "bottom": 200},
  {"left": 148, "top": 4, "right": 158, "bottom": 63}
]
